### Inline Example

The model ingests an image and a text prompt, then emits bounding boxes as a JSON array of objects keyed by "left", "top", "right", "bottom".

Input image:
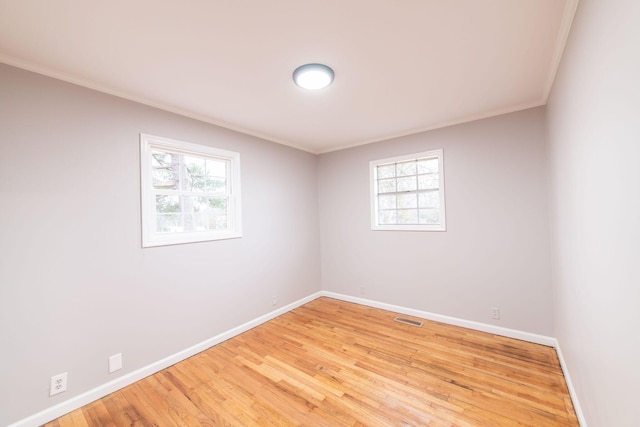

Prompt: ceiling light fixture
[{"left": 293, "top": 63, "right": 334, "bottom": 90}]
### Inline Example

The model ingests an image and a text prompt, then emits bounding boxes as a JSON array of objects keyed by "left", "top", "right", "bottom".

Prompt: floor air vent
[{"left": 393, "top": 317, "right": 423, "bottom": 327}]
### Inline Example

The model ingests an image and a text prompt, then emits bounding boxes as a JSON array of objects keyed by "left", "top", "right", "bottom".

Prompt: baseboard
[
  {"left": 11, "top": 290, "right": 587, "bottom": 427},
  {"left": 553, "top": 339, "right": 588, "bottom": 426},
  {"left": 321, "top": 291, "right": 588, "bottom": 426},
  {"left": 320, "top": 291, "right": 556, "bottom": 346},
  {"left": 9, "top": 292, "right": 323, "bottom": 427}
]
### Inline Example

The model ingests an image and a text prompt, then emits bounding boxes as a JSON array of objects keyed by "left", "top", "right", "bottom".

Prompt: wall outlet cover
[
  {"left": 109, "top": 353, "right": 123, "bottom": 373},
  {"left": 50, "top": 372, "right": 67, "bottom": 396}
]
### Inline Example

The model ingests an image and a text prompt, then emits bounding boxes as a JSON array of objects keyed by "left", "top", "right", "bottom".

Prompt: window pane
[
  {"left": 396, "top": 161, "right": 416, "bottom": 177},
  {"left": 378, "top": 178, "right": 396, "bottom": 193},
  {"left": 397, "top": 176, "right": 417, "bottom": 192},
  {"left": 419, "top": 209, "right": 440, "bottom": 225},
  {"left": 417, "top": 158, "right": 438, "bottom": 174},
  {"left": 156, "top": 213, "right": 183, "bottom": 233},
  {"left": 377, "top": 164, "right": 395, "bottom": 179},
  {"left": 378, "top": 194, "right": 396, "bottom": 210},
  {"left": 205, "top": 160, "right": 227, "bottom": 193},
  {"left": 156, "top": 195, "right": 180, "bottom": 214},
  {"left": 156, "top": 195, "right": 181, "bottom": 232},
  {"left": 152, "top": 168, "right": 177, "bottom": 190},
  {"left": 206, "top": 177, "right": 227, "bottom": 193},
  {"left": 155, "top": 195, "right": 228, "bottom": 233},
  {"left": 418, "top": 174, "right": 439, "bottom": 190},
  {"left": 397, "top": 209, "right": 418, "bottom": 224},
  {"left": 379, "top": 210, "right": 397, "bottom": 224},
  {"left": 206, "top": 159, "right": 226, "bottom": 177},
  {"left": 184, "top": 156, "right": 205, "bottom": 172},
  {"left": 151, "top": 150, "right": 172, "bottom": 168},
  {"left": 151, "top": 151, "right": 177, "bottom": 189},
  {"left": 184, "top": 156, "right": 208, "bottom": 192},
  {"left": 397, "top": 193, "right": 417, "bottom": 209},
  {"left": 418, "top": 191, "right": 440, "bottom": 208},
  {"left": 194, "top": 197, "right": 228, "bottom": 230}
]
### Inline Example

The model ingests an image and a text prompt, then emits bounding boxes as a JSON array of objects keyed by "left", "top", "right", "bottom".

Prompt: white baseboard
[
  {"left": 553, "top": 339, "right": 588, "bottom": 427},
  {"left": 11, "top": 290, "right": 586, "bottom": 427},
  {"left": 9, "top": 292, "right": 323, "bottom": 427},
  {"left": 320, "top": 291, "right": 556, "bottom": 346},
  {"left": 321, "top": 291, "right": 587, "bottom": 426}
]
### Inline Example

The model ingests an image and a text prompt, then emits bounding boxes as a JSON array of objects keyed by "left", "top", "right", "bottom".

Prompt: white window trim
[
  {"left": 370, "top": 149, "right": 446, "bottom": 231},
  {"left": 140, "top": 133, "right": 242, "bottom": 247}
]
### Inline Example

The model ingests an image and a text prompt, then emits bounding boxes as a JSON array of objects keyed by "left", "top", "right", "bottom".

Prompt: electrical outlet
[
  {"left": 50, "top": 372, "right": 67, "bottom": 396},
  {"left": 272, "top": 295, "right": 277, "bottom": 306},
  {"left": 491, "top": 307, "right": 501, "bottom": 320},
  {"left": 359, "top": 286, "right": 365, "bottom": 295},
  {"left": 109, "top": 353, "right": 123, "bottom": 373}
]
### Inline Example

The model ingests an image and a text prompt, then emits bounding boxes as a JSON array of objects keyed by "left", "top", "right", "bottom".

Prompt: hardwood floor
[{"left": 45, "top": 298, "right": 578, "bottom": 426}]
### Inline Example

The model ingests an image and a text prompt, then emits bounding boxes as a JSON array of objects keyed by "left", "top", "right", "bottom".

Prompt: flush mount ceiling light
[{"left": 293, "top": 63, "right": 334, "bottom": 90}]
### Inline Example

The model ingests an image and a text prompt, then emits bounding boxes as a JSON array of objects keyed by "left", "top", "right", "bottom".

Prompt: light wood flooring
[{"left": 45, "top": 297, "right": 578, "bottom": 426}]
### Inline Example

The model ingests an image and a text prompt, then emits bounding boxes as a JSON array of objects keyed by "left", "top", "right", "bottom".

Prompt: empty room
[{"left": 0, "top": 0, "right": 638, "bottom": 426}]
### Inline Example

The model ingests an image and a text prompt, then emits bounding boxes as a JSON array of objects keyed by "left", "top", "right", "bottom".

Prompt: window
[
  {"left": 370, "top": 149, "right": 446, "bottom": 231},
  {"left": 140, "top": 134, "right": 242, "bottom": 247}
]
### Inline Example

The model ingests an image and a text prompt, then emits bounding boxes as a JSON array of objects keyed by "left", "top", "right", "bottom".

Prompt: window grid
[
  {"left": 376, "top": 158, "right": 439, "bottom": 226},
  {"left": 140, "top": 134, "right": 242, "bottom": 247},
  {"left": 370, "top": 149, "right": 445, "bottom": 231},
  {"left": 149, "top": 147, "right": 232, "bottom": 235}
]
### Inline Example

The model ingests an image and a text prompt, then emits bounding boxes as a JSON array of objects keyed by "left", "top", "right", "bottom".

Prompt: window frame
[
  {"left": 140, "top": 133, "right": 242, "bottom": 247},
  {"left": 369, "top": 149, "right": 446, "bottom": 232}
]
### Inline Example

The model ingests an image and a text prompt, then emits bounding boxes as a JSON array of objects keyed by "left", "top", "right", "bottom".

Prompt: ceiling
[{"left": 0, "top": 0, "right": 578, "bottom": 154}]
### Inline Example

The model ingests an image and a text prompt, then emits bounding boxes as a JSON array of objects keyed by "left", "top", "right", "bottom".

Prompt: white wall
[
  {"left": 546, "top": 0, "right": 640, "bottom": 425},
  {"left": 0, "top": 63, "right": 321, "bottom": 426},
  {"left": 318, "top": 107, "right": 554, "bottom": 335}
]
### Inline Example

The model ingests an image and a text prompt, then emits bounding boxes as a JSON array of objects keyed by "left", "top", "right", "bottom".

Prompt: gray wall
[
  {"left": 546, "top": 0, "right": 640, "bottom": 425},
  {"left": 318, "top": 107, "right": 554, "bottom": 335},
  {"left": 0, "top": 63, "right": 321, "bottom": 425},
  {"left": 6, "top": 2, "right": 639, "bottom": 421}
]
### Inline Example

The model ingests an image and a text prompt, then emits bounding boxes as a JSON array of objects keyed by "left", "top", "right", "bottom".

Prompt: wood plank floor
[{"left": 45, "top": 298, "right": 578, "bottom": 426}]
